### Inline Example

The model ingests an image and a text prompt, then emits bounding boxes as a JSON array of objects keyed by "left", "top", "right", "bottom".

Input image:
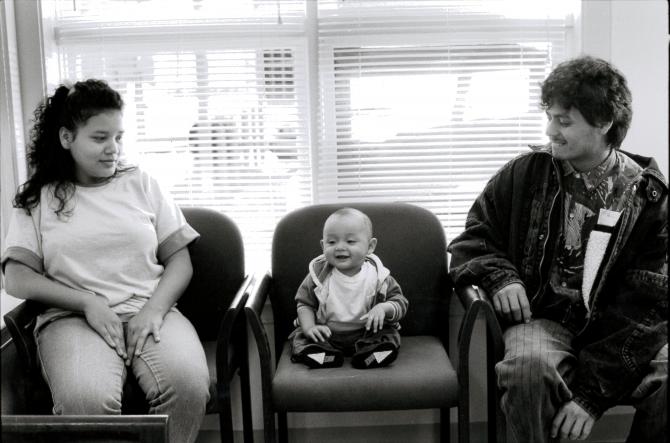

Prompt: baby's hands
[
  {"left": 360, "top": 305, "right": 387, "bottom": 333},
  {"left": 306, "top": 325, "right": 332, "bottom": 343}
]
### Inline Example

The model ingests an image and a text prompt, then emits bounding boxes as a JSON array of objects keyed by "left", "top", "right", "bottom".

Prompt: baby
[{"left": 289, "top": 208, "right": 408, "bottom": 369}]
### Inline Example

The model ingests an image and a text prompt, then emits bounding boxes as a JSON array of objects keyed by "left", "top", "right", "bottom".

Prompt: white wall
[{"left": 582, "top": 0, "right": 669, "bottom": 178}]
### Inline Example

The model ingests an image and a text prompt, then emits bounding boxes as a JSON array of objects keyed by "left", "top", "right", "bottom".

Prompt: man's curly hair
[{"left": 540, "top": 56, "right": 632, "bottom": 149}]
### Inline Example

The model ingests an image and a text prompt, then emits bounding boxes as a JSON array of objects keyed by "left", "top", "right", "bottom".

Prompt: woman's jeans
[
  {"left": 36, "top": 310, "right": 210, "bottom": 443},
  {"left": 496, "top": 319, "right": 667, "bottom": 443}
]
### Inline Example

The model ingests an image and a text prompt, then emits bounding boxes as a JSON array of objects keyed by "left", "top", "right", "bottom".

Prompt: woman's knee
[
  {"left": 53, "top": 382, "right": 123, "bottom": 415},
  {"left": 139, "top": 357, "right": 210, "bottom": 409},
  {"left": 172, "top": 363, "right": 210, "bottom": 401}
]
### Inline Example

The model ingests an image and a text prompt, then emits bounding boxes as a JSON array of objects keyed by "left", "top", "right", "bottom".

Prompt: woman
[{"left": 2, "top": 79, "right": 210, "bottom": 443}]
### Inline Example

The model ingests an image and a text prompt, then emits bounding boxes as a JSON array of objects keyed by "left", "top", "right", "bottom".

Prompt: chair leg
[
  {"left": 440, "top": 408, "right": 451, "bottom": 443},
  {"left": 217, "top": 383, "right": 234, "bottom": 443},
  {"left": 458, "top": 403, "right": 470, "bottom": 443},
  {"left": 239, "top": 354, "right": 254, "bottom": 443},
  {"left": 278, "top": 412, "right": 288, "bottom": 443},
  {"left": 262, "top": 405, "right": 276, "bottom": 443}
]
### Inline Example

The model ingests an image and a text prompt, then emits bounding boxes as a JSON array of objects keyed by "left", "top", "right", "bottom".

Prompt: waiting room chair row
[{"left": 3, "top": 203, "right": 506, "bottom": 443}]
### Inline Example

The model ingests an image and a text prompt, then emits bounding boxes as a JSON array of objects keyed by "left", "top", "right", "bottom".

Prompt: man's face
[{"left": 545, "top": 104, "right": 611, "bottom": 171}]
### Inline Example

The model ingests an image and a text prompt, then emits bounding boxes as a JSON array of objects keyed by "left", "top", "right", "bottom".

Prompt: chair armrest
[
  {"left": 244, "top": 272, "right": 273, "bottom": 368},
  {"left": 3, "top": 300, "right": 45, "bottom": 373},
  {"left": 245, "top": 272, "right": 271, "bottom": 317},
  {"left": 216, "top": 274, "right": 254, "bottom": 379},
  {"left": 243, "top": 272, "right": 277, "bottom": 435},
  {"left": 454, "top": 284, "right": 506, "bottom": 443},
  {"left": 455, "top": 285, "right": 503, "bottom": 352}
]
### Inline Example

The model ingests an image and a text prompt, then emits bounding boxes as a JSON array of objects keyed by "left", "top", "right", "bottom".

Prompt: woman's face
[{"left": 61, "top": 110, "right": 124, "bottom": 185}]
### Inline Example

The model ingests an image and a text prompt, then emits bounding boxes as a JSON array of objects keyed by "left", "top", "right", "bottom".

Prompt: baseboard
[{"left": 196, "top": 413, "right": 633, "bottom": 443}]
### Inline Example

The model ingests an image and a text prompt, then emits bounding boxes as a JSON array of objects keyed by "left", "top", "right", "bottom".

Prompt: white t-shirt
[
  {"left": 324, "top": 262, "right": 378, "bottom": 332},
  {"left": 1, "top": 168, "right": 199, "bottom": 330}
]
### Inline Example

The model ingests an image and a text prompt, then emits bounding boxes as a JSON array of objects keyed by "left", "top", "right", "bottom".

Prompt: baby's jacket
[{"left": 295, "top": 253, "right": 408, "bottom": 329}]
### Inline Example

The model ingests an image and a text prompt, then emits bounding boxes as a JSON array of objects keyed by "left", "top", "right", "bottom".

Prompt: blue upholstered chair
[
  {"left": 2, "top": 206, "right": 253, "bottom": 443},
  {"left": 245, "top": 202, "right": 502, "bottom": 443}
]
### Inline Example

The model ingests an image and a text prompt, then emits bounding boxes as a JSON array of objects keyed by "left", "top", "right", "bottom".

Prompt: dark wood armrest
[
  {"left": 244, "top": 272, "right": 272, "bottom": 364},
  {"left": 218, "top": 274, "right": 253, "bottom": 344},
  {"left": 1, "top": 414, "right": 169, "bottom": 443},
  {"left": 216, "top": 274, "right": 253, "bottom": 378},
  {"left": 3, "top": 300, "right": 46, "bottom": 373},
  {"left": 454, "top": 285, "right": 503, "bottom": 349},
  {"left": 242, "top": 272, "right": 276, "bottom": 436},
  {"left": 454, "top": 284, "right": 506, "bottom": 443}
]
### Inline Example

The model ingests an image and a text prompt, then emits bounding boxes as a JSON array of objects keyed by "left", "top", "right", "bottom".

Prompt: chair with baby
[{"left": 245, "top": 202, "right": 504, "bottom": 443}]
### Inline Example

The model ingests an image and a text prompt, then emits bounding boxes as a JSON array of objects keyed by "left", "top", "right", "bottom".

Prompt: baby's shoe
[
  {"left": 351, "top": 342, "right": 398, "bottom": 369},
  {"left": 293, "top": 345, "right": 343, "bottom": 369}
]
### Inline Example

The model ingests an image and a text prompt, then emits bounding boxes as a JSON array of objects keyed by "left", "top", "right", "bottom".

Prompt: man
[{"left": 448, "top": 56, "right": 667, "bottom": 442}]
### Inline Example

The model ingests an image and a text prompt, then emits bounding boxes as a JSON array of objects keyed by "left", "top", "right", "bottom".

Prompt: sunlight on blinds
[
  {"left": 316, "top": 0, "right": 577, "bottom": 241},
  {"left": 43, "top": 0, "right": 578, "bottom": 267},
  {"left": 46, "top": 0, "right": 311, "bottom": 271}
]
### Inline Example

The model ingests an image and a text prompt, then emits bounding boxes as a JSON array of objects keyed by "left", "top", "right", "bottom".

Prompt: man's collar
[{"left": 561, "top": 149, "right": 618, "bottom": 191}]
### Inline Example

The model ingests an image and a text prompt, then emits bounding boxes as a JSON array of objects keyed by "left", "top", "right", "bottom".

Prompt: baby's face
[{"left": 321, "top": 214, "right": 375, "bottom": 276}]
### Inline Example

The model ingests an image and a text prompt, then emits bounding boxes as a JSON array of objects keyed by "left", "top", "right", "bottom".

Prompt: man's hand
[
  {"left": 305, "top": 325, "right": 332, "bottom": 343},
  {"left": 360, "top": 304, "right": 387, "bottom": 333},
  {"left": 492, "top": 282, "right": 532, "bottom": 323},
  {"left": 551, "top": 400, "right": 595, "bottom": 440},
  {"left": 83, "top": 296, "right": 127, "bottom": 360}
]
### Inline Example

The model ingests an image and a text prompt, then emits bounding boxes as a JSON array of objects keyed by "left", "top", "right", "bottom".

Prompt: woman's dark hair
[
  {"left": 13, "top": 79, "right": 133, "bottom": 216},
  {"left": 540, "top": 55, "right": 632, "bottom": 149}
]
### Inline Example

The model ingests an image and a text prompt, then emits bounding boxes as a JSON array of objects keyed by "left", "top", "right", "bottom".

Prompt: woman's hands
[
  {"left": 83, "top": 296, "right": 127, "bottom": 361},
  {"left": 83, "top": 296, "right": 166, "bottom": 366},
  {"left": 125, "top": 305, "right": 165, "bottom": 366}
]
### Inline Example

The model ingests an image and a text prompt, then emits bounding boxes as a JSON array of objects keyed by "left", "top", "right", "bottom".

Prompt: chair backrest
[
  {"left": 270, "top": 202, "right": 451, "bottom": 351},
  {"left": 179, "top": 207, "right": 245, "bottom": 341}
]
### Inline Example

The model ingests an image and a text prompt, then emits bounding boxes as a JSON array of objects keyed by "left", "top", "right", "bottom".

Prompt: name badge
[{"left": 597, "top": 209, "right": 621, "bottom": 228}]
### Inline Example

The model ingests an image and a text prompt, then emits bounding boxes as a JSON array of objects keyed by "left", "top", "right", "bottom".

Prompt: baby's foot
[
  {"left": 293, "top": 345, "right": 343, "bottom": 369},
  {"left": 351, "top": 342, "right": 398, "bottom": 369}
]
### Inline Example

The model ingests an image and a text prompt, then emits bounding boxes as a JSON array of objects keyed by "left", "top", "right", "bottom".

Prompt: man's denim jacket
[{"left": 447, "top": 145, "right": 668, "bottom": 418}]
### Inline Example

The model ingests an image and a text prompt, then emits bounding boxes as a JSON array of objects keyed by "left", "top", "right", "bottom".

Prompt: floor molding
[{"left": 196, "top": 412, "right": 633, "bottom": 443}]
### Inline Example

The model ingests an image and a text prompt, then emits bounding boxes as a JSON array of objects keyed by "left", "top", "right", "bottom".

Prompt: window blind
[
  {"left": 42, "top": 0, "right": 578, "bottom": 268},
  {"left": 46, "top": 0, "right": 312, "bottom": 271},
  {"left": 316, "top": 0, "right": 577, "bottom": 242}
]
